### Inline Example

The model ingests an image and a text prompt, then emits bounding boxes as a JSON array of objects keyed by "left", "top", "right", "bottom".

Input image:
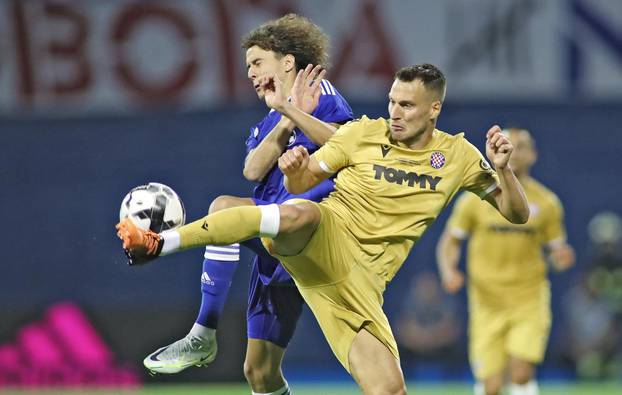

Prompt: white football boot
[{"left": 143, "top": 332, "right": 217, "bottom": 374}]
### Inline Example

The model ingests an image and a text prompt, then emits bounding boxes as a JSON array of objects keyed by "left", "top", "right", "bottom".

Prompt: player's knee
[
  {"left": 209, "top": 195, "right": 240, "bottom": 214},
  {"left": 243, "top": 360, "right": 279, "bottom": 388},
  {"left": 511, "top": 367, "right": 533, "bottom": 385},
  {"left": 278, "top": 204, "right": 318, "bottom": 233},
  {"left": 384, "top": 381, "right": 407, "bottom": 395},
  {"left": 358, "top": 369, "right": 406, "bottom": 395},
  {"left": 365, "top": 380, "right": 407, "bottom": 395}
]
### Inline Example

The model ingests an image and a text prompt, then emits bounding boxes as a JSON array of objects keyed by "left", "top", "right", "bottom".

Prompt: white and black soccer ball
[{"left": 119, "top": 182, "right": 186, "bottom": 232}]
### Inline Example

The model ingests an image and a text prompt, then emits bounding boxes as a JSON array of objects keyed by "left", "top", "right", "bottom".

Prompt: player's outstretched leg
[
  {"left": 144, "top": 196, "right": 254, "bottom": 374},
  {"left": 116, "top": 204, "right": 270, "bottom": 263},
  {"left": 116, "top": 202, "right": 321, "bottom": 263}
]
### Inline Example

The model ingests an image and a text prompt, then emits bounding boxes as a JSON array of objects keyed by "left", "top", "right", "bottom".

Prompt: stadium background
[{"left": 1, "top": 0, "right": 621, "bottom": 393}]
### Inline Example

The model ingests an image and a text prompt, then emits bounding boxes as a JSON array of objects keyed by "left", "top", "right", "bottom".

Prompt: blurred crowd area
[{"left": 558, "top": 212, "right": 622, "bottom": 379}]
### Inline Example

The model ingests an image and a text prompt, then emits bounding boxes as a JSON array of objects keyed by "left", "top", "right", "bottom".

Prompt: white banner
[{"left": 0, "top": 0, "right": 621, "bottom": 114}]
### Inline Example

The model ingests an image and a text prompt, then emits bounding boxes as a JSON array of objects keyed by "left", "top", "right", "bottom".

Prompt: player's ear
[
  {"left": 283, "top": 54, "right": 296, "bottom": 73},
  {"left": 430, "top": 100, "right": 442, "bottom": 120},
  {"left": 529, "top": 147, "right": 538, "bottom": 166}
]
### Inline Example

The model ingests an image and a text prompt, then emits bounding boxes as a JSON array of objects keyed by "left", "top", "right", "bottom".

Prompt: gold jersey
[
  {"left": 447, "top": 177, "right": 566, "bottom": 297},
  {"left": 313, "top": 116, "right": 499, "bottom": 283}
]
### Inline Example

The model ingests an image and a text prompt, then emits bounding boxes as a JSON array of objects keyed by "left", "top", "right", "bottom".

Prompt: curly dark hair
[
  {"left": 241, "top": 13, "right": 330, "bottom": 71},
  {"left": 395, "top": 64, "right": 446, "bottom": 102}
]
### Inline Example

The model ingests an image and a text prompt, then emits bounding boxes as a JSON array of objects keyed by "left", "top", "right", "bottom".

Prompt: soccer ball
[{"left": 119, "top": 182, "right": 186, "bottom": 232}]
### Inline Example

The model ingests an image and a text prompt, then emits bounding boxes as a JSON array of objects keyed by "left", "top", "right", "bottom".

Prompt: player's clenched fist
[
  {"left": 279, "top": 145, "right": 309, "bottom": 176},
  {"left": 486, "top": 125, "right": 513, "bottom": 170}
]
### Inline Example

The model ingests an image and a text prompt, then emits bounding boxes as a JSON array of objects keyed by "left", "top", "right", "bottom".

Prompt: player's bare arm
[
  {"left": 244, "top": 116, "right": 296, "bottom": 182},
  {"left": 484, "top": 125, "right": 530, "bottom": 224},
  {"left": 436, "top": 230, "right": 466, "bottom": 294},
  {"left": 279, "top": 145, "right": 329, "bottom": 194},
  {"left": 264, "top": 67, "right": 338, "bottom": 144},
  {"left": 243, "top": 73, "right": 297, "bottom": 181},
  {"left": 245, "top": 65, "right": 334, "bottom": 181}
]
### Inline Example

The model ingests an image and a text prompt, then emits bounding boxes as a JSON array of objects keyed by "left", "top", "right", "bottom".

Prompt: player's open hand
[
  {"left": 278, "top": 145, "right": 309, "bottom": 176},
  {"left": 440, "top": 267, "right": 465, "bottom": 294},
  {"left": 259, "top": 74, "right": 286, "bottom": 111},
  {"left": 291, "top": 64, "right": 326, "bottom": 114},
  {"left": 485, "top": 125, "right": 513, "bottom": 169}
]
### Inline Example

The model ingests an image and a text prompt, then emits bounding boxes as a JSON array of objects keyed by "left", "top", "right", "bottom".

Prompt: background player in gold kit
[
  {"left": 117, "top": 64, "right": 530, "bottom": 394},
  {"left": 436, "top": 128, "right": 575, "bottom": 395}
]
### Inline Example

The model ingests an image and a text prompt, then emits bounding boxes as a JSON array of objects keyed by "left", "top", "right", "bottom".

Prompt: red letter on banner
[
  {"left": 112, "top": 4, "right": 198, "bottom": 102},
  {"left": 331, "top": 2, "right": 397, "bottom": 85},
  {"left": 44, "top": 2, "right": 92, "bottom": 95}
]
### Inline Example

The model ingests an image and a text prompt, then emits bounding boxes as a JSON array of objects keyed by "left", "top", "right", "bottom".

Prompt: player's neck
[{"left": 400, "top": 128, "right": 434, "bottom": 150}]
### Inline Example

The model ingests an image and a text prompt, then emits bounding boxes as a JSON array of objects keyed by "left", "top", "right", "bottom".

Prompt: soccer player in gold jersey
[
  {"left": 436, "top": 128, "right": 575, "bottom": 395},
  {"left": 117, "top": 64, "right": 530, "bottom": 394}
]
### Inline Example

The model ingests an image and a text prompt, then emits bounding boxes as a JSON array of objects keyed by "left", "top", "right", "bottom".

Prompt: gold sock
[{"left": 178, "top": 206, "right": 263, "bottom": 250}]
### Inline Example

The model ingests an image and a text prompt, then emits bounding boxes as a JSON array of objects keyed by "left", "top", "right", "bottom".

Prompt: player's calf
[{"left": 483, "top": 374, "right": 503, "bottom": 395}]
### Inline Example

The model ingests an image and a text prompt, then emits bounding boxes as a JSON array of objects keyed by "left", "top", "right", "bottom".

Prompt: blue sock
[{"left": 196, "top": 244, "right": 240, "bottom": 329}]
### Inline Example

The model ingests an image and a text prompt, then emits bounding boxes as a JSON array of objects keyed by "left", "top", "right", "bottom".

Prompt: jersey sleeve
[
  {"left": 311, "top": 117, "right": 365, "bottom": 174},
  {"left": 312, "top": 82, "right": 354, "bottom": 124},
  {"left": 245, "top": 123, "right": 262, "bottom": 155},
  {"left": 460, "top": 138, "right": 499, "bottom": 198},
  {"left": 542, "top": 194, "right": 567, "bottom": 246},
  {"left": 446, "top": 192, "right": 476, "bottom": 239}
]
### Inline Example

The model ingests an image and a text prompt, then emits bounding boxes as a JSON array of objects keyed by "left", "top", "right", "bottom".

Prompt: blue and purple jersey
[{"left": 245, "top": 79, "right": 353, "bottom": 285}]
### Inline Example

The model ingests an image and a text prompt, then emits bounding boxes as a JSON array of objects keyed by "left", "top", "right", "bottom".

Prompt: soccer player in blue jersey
[{"left": 143, "top": 14, "right": 353, "bottom": 395}]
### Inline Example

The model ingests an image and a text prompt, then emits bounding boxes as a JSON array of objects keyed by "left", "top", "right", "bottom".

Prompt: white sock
[
  {"left": 473, "top": 382, "right": 485, "bottom": 395},
  {"left": 160, "top": 229, "right": 181, "bottom": 255},
  {"left": 252, "top": 382, "right": 290, "bottom": 395},
  {"left": 189, "top": 322, "right": 215, "bottom": 340},
  {"left": 259, "top": 204, "right": 280, "bottom": 237},
  {"left": 509, "top": 380, "right": 538, "bottom": 395}
]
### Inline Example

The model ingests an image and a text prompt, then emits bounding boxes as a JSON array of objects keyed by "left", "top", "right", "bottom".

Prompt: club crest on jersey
[
  {"left": 430, "top": 151, "right": 446, "bottom": 169},
  {"left": 287, "top": 131, "right": 297, "bottom": 146}
]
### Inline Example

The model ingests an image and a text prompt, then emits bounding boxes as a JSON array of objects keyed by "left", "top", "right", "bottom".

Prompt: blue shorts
[{"left": 247, "top": 257, "right": 304, "bottom": 348}]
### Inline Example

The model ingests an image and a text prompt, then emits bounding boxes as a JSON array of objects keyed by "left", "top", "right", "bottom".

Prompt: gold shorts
[
  {"left": 268, "top": 201, "right": 399, "bottom": 372},
  {"left": 468, "top": 283, "right": 551, "bottom": 379}
]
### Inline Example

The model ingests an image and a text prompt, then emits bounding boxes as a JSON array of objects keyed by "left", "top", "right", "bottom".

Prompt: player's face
[
  {"left": 245, "top": 46, "right": 287, "bottom": 100},
  {"left": 388, "top": 79, "right": 441, "bottom": 147},
  {"left": 507, "top": 130, "right": 536, "bottom": 175}
]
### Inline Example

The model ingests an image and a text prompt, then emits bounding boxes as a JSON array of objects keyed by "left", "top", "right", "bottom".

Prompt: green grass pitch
[{"left": 3, "top": 382, "right": 620, "bottom": 394}]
